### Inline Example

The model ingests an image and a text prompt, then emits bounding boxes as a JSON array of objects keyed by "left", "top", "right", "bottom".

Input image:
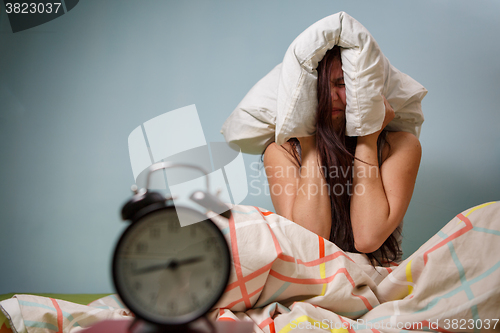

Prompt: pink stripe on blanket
[
  {"left": 223, "top": 206, "right": 287, "bottom": 305},
  {"left": 50, "top": 298, "right": 63, "bottom": 332},
  {"left": 254, "top": 206, "right": 273, "bottom": 216},
  {"left": 296, "top": 251, "right": 354, "bottom": 266},
  {"left": 258, "top": 317, "right": 274, "bottom": 329},
  {"left": 228, "top": 213, "right": 252, "bottom": 308},
  {"left": 265, "top": 223, "right": 283, "bottom": 256},
  {"left": 224, "top": 286, "right": 265, "bottom": 308},
  {"left": 269, "top": 267, "right": 355, "bottom": 286},
  {"left": 423, "top": 213, "right": 473, "bottom": 265},
  {"left": 225, "top": 262, "right": 274, "bottom": 292},
  {"left": 350, "top": 292, "right": 373, "bottom": 311},
  {"left": 318, "top": 236, "right": 325, "bottom": 259},
  {"left": 278, "top": 254, "right": 295, "bottom": 262},
  {"left": 224, "top": 251, "right": 353, "bottom": 292},
  {"left": 339, "top": 315, "right": 356, "bottom": 333}
]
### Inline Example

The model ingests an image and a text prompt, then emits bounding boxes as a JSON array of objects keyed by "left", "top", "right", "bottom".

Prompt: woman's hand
[
  {"left": 349, "top": 95, "right": 423, "bottom": 254},
  {"left": 381, "top": 95, "right": 395, "bottom": 130}
]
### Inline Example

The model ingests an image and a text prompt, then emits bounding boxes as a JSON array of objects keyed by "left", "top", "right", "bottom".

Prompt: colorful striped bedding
[{"left": 1, "top": 202, "right": 499, "bottom": 332}]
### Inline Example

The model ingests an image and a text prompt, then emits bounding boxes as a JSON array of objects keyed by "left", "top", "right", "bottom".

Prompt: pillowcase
[
  {"left": 220, "top": 64, "right": 280, "bottom": 155},
  {"left": 221, "top": 12, "right": 427, "bottom": 153}
]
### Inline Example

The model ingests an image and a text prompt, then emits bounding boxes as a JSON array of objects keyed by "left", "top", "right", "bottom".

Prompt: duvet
[{"left": 1, "top": 201, "right": 499, "bottom": 333}]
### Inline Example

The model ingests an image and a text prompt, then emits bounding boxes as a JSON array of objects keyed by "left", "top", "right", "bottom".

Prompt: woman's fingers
[{"left": 382, "top": 95, "right": 395, "bottom": 129}]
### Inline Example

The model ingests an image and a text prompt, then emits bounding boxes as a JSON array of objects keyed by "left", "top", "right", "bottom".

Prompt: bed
[
  {"left": 1, "top": 201, "right": 499, "bottom": 332},
  {"left": 0, "top": 294, "right": 112, "bottom": 332}
]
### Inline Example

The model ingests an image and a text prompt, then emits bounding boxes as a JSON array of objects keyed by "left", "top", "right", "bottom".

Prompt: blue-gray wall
[{"left": 1, "top": 0, "right": 499, "bottom": 294}]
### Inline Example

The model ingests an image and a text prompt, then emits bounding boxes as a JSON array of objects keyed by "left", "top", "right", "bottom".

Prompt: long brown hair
[{"left": 280, "top": 46, "right": 401, "bottom": 265}]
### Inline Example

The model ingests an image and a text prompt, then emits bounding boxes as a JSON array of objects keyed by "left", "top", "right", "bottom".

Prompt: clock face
[{"left": 113, "top": 206, "right": 231, "bottom": 326}]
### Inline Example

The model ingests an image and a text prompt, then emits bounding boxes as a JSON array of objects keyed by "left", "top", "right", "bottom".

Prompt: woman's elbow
[{"left": 354, "top": 235, "right": 384, "bottom": 254}]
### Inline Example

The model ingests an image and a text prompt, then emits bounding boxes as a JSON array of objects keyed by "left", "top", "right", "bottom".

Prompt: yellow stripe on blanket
[
  {"left": 320, "top": 262, "right": 327, "bottom": 296},
  {"left": 279, "top": 315, "right": 349, "bottom": 333},
  {"left": 318, "top": 236, "right": 327, "bottom": 296},
  {"left": 465, "top": 201, "right": 496, "bottom": 217},
  {"left": 405, "top": 260, "right": 414, "bottom": 295},
  {"left": 456, "top": 202, "right": 496, "bottom": 225}
]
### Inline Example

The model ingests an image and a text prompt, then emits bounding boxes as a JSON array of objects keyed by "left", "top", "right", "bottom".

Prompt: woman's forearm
[
  {"left": 350, "top": 135, "right": 390, "bottom": 253},
  {"left": 291, "top": 139, "right": 332, "bottom": 239}
]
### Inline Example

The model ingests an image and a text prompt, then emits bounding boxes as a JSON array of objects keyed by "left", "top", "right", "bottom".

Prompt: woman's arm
[
  {"left": 350, "top": 98, "right": 422, "bottom": 253},
  {"left": 263, "top": 137, "right": 332, "bottom": 239}
]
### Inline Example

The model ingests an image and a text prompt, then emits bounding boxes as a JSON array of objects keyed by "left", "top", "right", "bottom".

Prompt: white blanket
[{"left": 1, "top": 202, "right": 499, "bottom": 332}]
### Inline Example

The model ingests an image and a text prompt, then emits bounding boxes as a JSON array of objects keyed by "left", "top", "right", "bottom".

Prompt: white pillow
[
  {"left": 221, "top": 64, "right": 280, "bottom": 155},
  {"left": 222, "top": 12, "right": 427, "bottom": 153}
]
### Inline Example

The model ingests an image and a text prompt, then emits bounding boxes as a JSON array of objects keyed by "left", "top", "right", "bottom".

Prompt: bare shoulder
[
  {"left": 380, "top": 131, "right": 422, "bottom": 168},
  {"left": 263, "top": 141, "right": 300, "bottom": 167},
  {"left": 386, "top": 131, "right": 421, "bottom": 154},
  {"left": 387, "top": 131, "right": 420, "bottom": 146}
]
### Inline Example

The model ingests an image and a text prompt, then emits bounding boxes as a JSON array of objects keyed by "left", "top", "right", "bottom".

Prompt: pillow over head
[
  {"left": 222, "top": 12, "right": 427, "bottom": 154},
  {"left": 221, "top": 64, "right": 280, "bottom": 155}
]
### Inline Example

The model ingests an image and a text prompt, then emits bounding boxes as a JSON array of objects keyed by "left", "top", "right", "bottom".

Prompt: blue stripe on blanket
[
  {"left": 109, "top": 294, "right": 126, "bottom": 309},
  {"left": 19, "top": 300, "right": 79, "bottom": 327},
  {"left": 18, "top": 300, "right": 54, "bottom": 311},
  {"left": 473, "top": 227, "right": 500, "bottom": 236},
  {"left": 259, "top": 282, "right": 292, "bottom": 307},
  {"left": 447, "top": 242, "right": 481, "bottom": 330},
  {"left": 416, "top": 260, "right": 500, "bottom": 313},
  {"left": 24, "top": 320, "right": 58, "bottom": 331}
]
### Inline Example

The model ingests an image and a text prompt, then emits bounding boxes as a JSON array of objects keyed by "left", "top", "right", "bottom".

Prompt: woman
[{"left": 263, "top": 46, "right": 421, "bottom": 264}]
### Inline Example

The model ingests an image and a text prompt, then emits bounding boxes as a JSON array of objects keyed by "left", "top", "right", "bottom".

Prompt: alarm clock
[{"left": 112, "top": 162, "right": 232, "bottom": 332}]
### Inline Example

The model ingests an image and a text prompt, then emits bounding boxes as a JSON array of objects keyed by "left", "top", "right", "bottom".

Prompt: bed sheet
[{"left": 1, "top": 202, "right": 499, "bottom": 332}]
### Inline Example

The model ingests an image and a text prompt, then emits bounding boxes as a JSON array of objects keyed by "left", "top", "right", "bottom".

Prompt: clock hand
[
  {"left": 133, "top": 256, "right": 205, "bottom": 275},
  {"left": 133, "top": 263, "right": 170, "bottom": 275},
  {"left": 167, "top": 256, "right": 205, "bottom": 269}
]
